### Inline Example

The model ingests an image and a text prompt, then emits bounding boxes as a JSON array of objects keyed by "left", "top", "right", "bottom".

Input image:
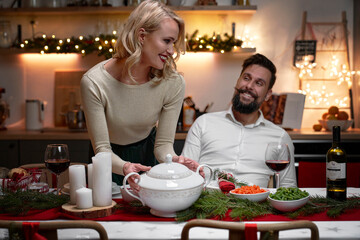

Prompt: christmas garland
[
  {"left": 175, "top": 190, "right": 360, "bottom": 222},
  {"left": 186, "top": 30, "right": 243, "bottom": 53},
  {"left": 0, "top": 189, "right": 69, "bottom": 216},
  {"left": 16, "top": 34, "right": 117, "bottom": 59},
  {"left": 14, "top": 30, "right": 244, "bottom": 58}
]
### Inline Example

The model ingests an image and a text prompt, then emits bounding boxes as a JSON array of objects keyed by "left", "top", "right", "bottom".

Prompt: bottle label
[{"left": 327, "top": 161, "right": 346, "bottom": 180}]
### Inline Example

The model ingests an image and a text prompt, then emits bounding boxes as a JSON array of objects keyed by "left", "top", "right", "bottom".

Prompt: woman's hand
[
  {"left": 172, "top": 155, "right": 204, "bottom": 177},
  {"left": 123, "top": 162, "right": 151, "bottom": 191}
]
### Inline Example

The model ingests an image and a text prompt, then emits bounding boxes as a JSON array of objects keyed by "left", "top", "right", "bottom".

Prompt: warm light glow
[
  {"left": 59, "top": 40, "right": 63, "bottom": 44},
  {"left": 51, "top": 35, "right": 55, "bottom": 39},
  {"left": 112, "top": 30, "right": 117, "bottom": 35},
  {"left": 19, "top": 53, "right": 80, "bottom": 64},
  {"left": 42, "top": 34, "right": 46, "bottom": 39},
  {"left": 95, "top": 37, "right": 100, "bottom": 41},
  {"left": 238, "top": 28, "right": 257, "bottom": 49},
  {"left": 79, "top": 36, "right": 83, "bottom": 40}
]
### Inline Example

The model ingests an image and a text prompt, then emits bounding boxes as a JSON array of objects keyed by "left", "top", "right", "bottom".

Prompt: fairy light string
[
  {"left": 297, "top": 54, "right": 359, "bottom": 108},
  {"left": 16, "top": 29, "right": 258, "bottom": 57}
]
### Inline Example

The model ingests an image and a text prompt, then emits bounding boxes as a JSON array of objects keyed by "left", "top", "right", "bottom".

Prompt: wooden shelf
[
  {"left": 0, "top": 47, "right": 256, "bottom": 55},
  {"left": 0, "top": 5, "right": 257, "bottom": 16}
]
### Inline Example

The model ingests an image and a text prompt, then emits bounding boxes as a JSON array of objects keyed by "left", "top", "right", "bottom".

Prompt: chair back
[
  {"left": 181, "top": 219, "right": 319, "bottom": 240},
  {"left": 0, "top": 220, "right": 108, "bottom": 240}
]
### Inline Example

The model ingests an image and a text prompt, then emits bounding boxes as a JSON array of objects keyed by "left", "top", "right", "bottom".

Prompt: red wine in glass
[
  {"left": 265, "top": 143, "right": 291, "bottom": 188},
  {"left": 45, "top": 159, "right": 70, "bottom": 174},
  {"left": 44, "top": 144, "right": 70, "bottom": 195},
  {"left": 265, "top": 160, "right": 290, "bottom": 172}
]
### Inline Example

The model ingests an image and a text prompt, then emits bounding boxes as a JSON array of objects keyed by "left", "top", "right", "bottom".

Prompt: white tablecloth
[{"left": 1, "top": 188, "right": 359, "bottom": 240}]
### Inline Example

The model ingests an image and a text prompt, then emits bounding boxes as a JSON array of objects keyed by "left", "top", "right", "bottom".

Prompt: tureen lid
[{"left": 147, "top": 154, "right": 192, "bottom": 179}]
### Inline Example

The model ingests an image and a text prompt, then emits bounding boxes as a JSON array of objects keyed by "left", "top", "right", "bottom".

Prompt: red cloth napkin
[
  {"left": 218, "top": 179, "right": 235, "bottom": 193},
  {"left": 22, "top": 222, "right": 47, "bottom": 240},
  {"left": 217, "top": 172, "right": 235, "bottom": 193},
  {"left": 245, "top": 223, "right": 258, "bottom": 240}
]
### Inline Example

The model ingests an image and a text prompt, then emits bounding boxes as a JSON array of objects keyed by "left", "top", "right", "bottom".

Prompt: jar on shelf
[{"left": 0, "top": 21, "right": 12, "bottom": 48}]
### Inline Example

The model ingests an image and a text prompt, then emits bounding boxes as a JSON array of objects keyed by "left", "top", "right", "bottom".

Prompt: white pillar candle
[
  {"left": 87, "top": 164, "right": 93, "bottom": 189},
  {"left": 92, "top": 152, "right": 112, "bottom": 207},
  {"left": 76, "top": 187, "right": 93, "bottom": 209},
  {"left": 69, "top": 165, "right": 86, "bottom": 205}
]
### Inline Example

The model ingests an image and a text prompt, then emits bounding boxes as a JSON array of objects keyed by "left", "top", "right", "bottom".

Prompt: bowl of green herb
[{"left": 268, "top": 187, "right": 310, "bottom": 212}]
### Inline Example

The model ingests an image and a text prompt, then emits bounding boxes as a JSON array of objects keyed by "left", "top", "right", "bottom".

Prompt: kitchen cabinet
[
  {"left": 0, "top": 140, "right": 19, "bottom": 169},
  {"left": 0, "top": 138, "right": 91, "bottom": 169},
  {"left": 19, "top": 140, "right": 92, "bottom": 165}
]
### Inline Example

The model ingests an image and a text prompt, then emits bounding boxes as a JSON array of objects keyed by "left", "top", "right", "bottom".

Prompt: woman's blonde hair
[{"left": 113, "top": 0, "right": 185, "bottom": 83}]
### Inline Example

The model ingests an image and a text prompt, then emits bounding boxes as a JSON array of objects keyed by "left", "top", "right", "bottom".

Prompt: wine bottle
[{"left": 326, "top": 126, "right": 347, "bottom": 201}]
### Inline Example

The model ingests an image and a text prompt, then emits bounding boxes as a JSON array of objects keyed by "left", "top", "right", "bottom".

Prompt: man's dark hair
[{"left": 241, "top": 53, "right": 277, "bottom": 90}]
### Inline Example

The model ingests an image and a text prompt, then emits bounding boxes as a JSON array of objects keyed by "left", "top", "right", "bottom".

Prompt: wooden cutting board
[
  {"left": 62, "top": 200, "right": 117, "bottom": 218},
  {"left": 54, "top": 71, "right": 86, "bottom": 126}
]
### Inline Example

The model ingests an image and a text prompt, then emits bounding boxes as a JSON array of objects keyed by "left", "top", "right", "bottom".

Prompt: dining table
[{"left": 1, "top": 187, "right": 359, "bottom": 240}]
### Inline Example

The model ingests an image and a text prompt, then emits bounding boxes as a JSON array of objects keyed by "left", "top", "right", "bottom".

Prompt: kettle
[{"left": 25, "top": 99, "right": 44, "bottom": 130}]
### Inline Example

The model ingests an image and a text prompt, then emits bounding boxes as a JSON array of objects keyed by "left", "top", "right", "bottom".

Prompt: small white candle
[
  {"left": 92, "top": 152, "right": 112, "bottom": 207},
  {"left": 76, "top": 187, "right": 93, "bottom": 209},
  {"left": 69, "top": 165, "right": 86, "bottom": 205},
  {"left": 87, "top": 164, "right": 93, "bottom": 189}
]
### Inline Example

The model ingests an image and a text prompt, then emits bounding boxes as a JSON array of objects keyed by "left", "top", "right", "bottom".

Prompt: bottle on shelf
[
  {"left": 326, "top": 125, "right": 347, "bottom": 201},
  {"left": 182, "top": 96, "right": 196, "bottom": 131}
]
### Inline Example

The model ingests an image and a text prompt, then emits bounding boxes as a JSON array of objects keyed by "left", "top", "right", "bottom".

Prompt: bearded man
[{"left": 176, "top": 53, "right": 297, "bottom": 188}]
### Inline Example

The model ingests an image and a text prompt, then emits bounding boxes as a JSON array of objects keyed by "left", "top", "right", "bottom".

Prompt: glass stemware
[
  {"left": 44, "top": 144, "right": 70, "bottom": 195},
  {"left": 265, "top": 143, "right": 290, "bottom": 188}
]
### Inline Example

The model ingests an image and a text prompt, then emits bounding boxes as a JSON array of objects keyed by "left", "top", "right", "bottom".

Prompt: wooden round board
[{"left": 62, "top": 200, "right": 117, "bottom": 218}]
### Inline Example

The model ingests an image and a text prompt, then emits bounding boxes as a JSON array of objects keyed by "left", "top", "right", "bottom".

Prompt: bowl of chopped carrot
[{"left": 229, "top": 185, "right": 270, "bottom": 202}]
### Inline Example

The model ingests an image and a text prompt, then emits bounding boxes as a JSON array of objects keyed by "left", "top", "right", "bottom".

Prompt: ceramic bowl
[
  {"left": 123, "top": 154, "right": 213, "bottom": 217},
  {"left": 229, "top": 189, "right": 270, "bottom": 202},
  {"left": 319, "top": 119, "right": 353, "bottom": 131},
  {"left": 268, "top": 195, "right": 310, "bottom": 212}
]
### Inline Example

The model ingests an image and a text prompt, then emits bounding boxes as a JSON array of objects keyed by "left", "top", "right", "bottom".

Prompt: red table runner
[{"left": 1, "top": 199, "right": 360, "bottom": 222}]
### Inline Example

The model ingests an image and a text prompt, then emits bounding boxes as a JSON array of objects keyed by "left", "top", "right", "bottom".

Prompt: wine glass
[
  {"left": 265, "top": 143, "right": 290, "bottom": 188},
  {"left": 44, "top": 144, "right": 70, "bottom": 195}
]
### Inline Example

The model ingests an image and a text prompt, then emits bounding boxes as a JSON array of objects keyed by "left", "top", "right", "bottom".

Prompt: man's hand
[
  {"left": 123, "top": 162, "right": 151, "bottom": 191},
  {"left": 172, "top": 155, "right": 204, "bottom": 177}
]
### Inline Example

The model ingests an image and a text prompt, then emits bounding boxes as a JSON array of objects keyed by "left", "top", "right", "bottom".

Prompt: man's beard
[{"left": 232, "top": 89, "right": 261, "bottom": 114}]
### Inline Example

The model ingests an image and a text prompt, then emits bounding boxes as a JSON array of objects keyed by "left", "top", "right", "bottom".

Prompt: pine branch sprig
[
  {"left": 0, "top": 190, "right": 69, "bottom": 215},
  {"left": 176, "top": 190, "right": 360, "bottom": 222}
]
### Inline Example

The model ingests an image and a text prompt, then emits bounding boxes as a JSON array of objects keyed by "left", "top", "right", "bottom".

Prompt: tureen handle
[
  {"left": 122, "top": 172, "right": 145, "bottom": 206},
  {"left": 196, "top": 164, "right": 213, "bottom": 188}
]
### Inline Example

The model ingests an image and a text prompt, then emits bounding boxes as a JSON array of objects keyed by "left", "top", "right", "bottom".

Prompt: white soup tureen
[{"left": 123, "top": 154, "right": 212, "bottom": 217}]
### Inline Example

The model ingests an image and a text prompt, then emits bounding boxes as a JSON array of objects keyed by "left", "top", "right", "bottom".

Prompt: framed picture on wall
[{"left": 293, "top": 40, "right": 317, "bottom": 67}]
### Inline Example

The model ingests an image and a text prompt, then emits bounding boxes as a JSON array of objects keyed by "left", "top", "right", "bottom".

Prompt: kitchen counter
[
  {"left": 1, "top": 127, "right": 360, "bottom": 141},
  {"left": 0, "top": 127, "right": 189, "bottom": 140}
]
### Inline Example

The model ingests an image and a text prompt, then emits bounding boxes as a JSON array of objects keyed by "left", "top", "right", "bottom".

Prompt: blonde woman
[{"left": 81, "top": 0, "right": 186, "bottom": 188}]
